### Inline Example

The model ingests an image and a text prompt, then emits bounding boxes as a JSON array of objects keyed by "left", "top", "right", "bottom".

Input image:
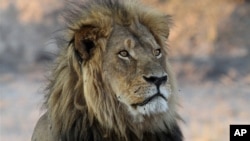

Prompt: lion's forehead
[{"left": 108, "top": 24, "right": 160, "bottom": 52}]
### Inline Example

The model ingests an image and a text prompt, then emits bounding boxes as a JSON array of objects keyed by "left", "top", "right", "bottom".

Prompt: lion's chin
[
  {"left": 136, "top": 97, "right": 168, "bottom": 116},
  {"left": 127, "top": 97, "right": 168, "bottom": 122}
]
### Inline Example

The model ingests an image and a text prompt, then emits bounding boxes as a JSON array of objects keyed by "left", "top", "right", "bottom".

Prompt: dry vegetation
[{"left": 0, "top": 0, "right": 250, "bottom": 141}]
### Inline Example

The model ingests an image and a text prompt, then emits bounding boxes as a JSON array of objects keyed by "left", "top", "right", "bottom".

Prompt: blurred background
[{"left": 0, "top": 0, "right": 250, "bottom": 140}]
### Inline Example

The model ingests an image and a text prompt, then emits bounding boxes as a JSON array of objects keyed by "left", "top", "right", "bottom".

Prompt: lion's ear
[{"left": 74, "top": 26, "right": 99, "bottom": 61}]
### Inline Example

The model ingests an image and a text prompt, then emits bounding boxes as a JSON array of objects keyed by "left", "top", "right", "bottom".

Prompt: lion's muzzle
[{"left": 131, "top": 92, "right": 167, "bottom": 107}]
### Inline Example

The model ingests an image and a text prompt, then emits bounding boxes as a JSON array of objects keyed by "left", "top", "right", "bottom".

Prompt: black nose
[{"left": 143, "top": 75, "right": 168, "bottom": 87}]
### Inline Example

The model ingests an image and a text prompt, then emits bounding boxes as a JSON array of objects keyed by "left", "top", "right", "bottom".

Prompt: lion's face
[
  {"left": 70, "top": 0, "right": 176, "bottom": 126},
  {"left": 102, "top": 25, "right": 171, "bottom": 119}
]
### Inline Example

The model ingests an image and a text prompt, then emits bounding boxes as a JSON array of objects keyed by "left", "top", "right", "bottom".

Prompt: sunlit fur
[{"left": 33, "top": 0, "right": 183, "bottom": 141}]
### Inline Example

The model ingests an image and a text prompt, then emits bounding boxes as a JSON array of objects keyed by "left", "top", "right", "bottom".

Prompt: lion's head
[{"left": 44, "top": 0, "right": 182, "bottom": 140}]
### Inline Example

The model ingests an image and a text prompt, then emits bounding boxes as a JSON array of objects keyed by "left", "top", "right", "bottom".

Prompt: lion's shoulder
[{"left": 32, "top": 113, "right": 55, "bottom": 141}]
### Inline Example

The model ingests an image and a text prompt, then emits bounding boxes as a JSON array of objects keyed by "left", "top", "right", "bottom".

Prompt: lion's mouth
[{"left": 131, "top": 93, "right": 167, "bottom": 107}]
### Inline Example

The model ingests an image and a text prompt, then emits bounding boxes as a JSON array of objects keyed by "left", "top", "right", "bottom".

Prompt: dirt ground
[{"left": 1, "top": 0, "right": 250, "bottom": 141}]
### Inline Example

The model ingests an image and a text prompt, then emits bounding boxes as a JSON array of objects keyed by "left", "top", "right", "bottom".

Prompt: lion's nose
[{"left": 143, "top": 75, "right": 168, "bottom": 87}]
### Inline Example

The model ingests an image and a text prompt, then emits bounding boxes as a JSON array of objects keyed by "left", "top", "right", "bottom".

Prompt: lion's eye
[
  {"left": 153, "top": 49, "right": 161, "bottom": 57},
  {"left": 118, "top": 50, "right": 129, "bottom": 57}
]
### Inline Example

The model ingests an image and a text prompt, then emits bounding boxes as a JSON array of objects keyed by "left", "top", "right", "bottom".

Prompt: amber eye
[
  {"left": 118, "top": 50, "right": 129, "bottom": 57},
  {"left": 154, "top": 49, "right": 161, "bottom": 57}
]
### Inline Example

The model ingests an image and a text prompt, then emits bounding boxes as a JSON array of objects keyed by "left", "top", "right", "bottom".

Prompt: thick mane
[
  {"left": 43, "top": 0, "right": 181, "bottom": 141},
  {"left": 63, "top": 0, "right": 171, "bottom": 45}
]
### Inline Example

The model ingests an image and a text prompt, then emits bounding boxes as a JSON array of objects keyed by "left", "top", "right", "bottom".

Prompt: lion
[{"left": 31, "top": 0, "right": 183, "bottom": 141}]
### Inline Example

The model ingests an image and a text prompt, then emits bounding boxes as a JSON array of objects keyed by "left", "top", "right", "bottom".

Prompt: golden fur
[{"left": 32, "top": 0, "right": 183, "bottom": 141}]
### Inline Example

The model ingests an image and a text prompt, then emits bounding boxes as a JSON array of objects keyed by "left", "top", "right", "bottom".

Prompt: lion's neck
[{"left": 59, "top": 115, "right": 182, "bottom": 141}]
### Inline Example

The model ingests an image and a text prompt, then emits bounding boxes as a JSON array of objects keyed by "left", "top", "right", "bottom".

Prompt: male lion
[{"left": 32, "top": 0, "right": 183, "bottom": 141}]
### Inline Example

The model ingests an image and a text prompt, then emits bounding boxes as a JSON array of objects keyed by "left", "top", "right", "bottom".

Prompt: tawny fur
[{"left": 32, "top": 0, "right": 183, "bottom": 141}]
